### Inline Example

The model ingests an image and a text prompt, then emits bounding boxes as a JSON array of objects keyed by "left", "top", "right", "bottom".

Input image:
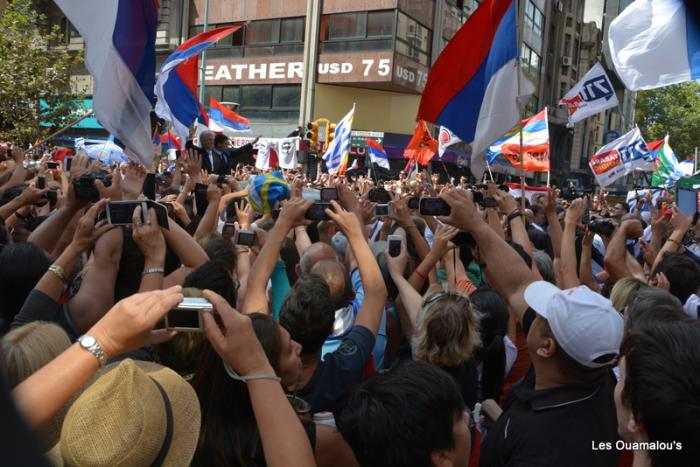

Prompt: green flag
[{"left": 651, "top": 136, "right": 680, "bottom": 187}]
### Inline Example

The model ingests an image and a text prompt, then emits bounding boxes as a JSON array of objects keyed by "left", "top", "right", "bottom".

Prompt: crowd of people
[{"left": 0, "top": 133, "right": 698, "bottom": 467}]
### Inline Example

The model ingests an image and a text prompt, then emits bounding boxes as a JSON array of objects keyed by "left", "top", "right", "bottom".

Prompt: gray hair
[{"left": 532, "top": 250, "right": 555, "bottom": 285}]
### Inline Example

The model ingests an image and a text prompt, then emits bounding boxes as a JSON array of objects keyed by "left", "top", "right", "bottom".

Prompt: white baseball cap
[{"left": 524, "top": 282, "right": 624, "bottom": 368}]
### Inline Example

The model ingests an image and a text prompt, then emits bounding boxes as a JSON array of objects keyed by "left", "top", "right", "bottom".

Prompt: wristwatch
[{"left": 78, "top": 335, "right": 108, "bottom": 367}]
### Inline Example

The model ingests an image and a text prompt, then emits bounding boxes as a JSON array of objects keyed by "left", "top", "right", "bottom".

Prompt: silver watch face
[{"left": 81, "top": 335, "right": 96, "bottom": 347}]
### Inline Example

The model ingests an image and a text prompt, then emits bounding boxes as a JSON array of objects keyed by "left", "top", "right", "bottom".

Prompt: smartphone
[
  {"left": 36, "top": 176, "right": 46, "bottom": 190},
  {"left": 234, "top": 229, "right": 256, "bottom": 246},
  {"left": 320, "top": 187, "right": 338, "bottom": 202},
  {"left": 582, "top": 208, "right": 591, "bottom": 225},
  {"left": 157, "top": 297, "right": 214, "bottom": 332},
  {"left": 305, "top": 203, "right": 331, "bottom": 221},
  {"left": 222, "top": 222, "right": 236, "bottom": 240},
  {"left": 64, "top": 156, "right": 73, "bottom": 174},
  {"left": 142, "top": 173, "right": 156, "bottom": 200},
  {"left": 407, "top": 197, "right": 420, "bottom": 210},
  {"left": 375, "top": 204, "right": 390, "bottom": 216},
  {"left": 387, "top": 234, "right": 402, "bottom": 257},
  {"left": 471, "top": 191, "right": 484, "bottom": 205},
  {"left": 46, "top": 161, "right": 59, "bottom": 170},
  {"left": 419, "top": 198, "right": 451, "bottom": 216},
  {"left": 368, "top": 187, "right": 391, "bottom": 204},
  {"left": 106, "top": 201, "right": 146, "bottom": 225},
  {"left": 105, "top": 200, "right": 169, "bottom": 229},
  {"left": 194, "top": 183, "right": 208, "bottom": 215},
  {"left": 482, "top": 197, "right": 498, "bottom": 208}
]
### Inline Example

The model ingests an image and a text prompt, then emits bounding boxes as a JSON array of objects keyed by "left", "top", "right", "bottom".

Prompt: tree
[
  {"left": 635, "top": 81, "right": 700, "bottom": 160},
  {"left": 0, "top": 0, "right": 83, "bottom": 146}
]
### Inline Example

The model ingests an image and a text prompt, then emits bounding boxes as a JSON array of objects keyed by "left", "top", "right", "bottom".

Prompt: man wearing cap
[{"left": 439, "top": 189, "right": 623, "bottom": 467}]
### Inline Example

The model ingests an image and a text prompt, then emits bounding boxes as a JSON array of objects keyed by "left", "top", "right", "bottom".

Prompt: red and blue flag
[
  {"left": 155, "top": 26, "right": 239, "bottom": 143},
  {"left": 54, "top": 0, "right": 159, "bottom": 166},
  {"left": 417, "top": 0, "right": 534, "bottom": 178},
  {"left": 366, "top": 139, "right": 390, "bottom": 169},
  {"left": 209, "top": 97, "right": 251, "bottom": 132}
]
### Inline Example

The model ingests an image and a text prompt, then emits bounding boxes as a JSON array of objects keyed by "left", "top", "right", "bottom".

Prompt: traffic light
[
  {"left": 305, "top": 121, "right": 319, "bottom": 152},
  {"left": 327, "top": 123, "right": 337, "bottom": 147}
]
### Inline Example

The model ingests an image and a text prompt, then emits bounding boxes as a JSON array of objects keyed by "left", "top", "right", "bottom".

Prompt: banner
[
  {"left": 560, "top": 63, "right": 619, "bottom": 126},
  {"left": 487, "top": 109, "right": 549, "bottom": 173},
  {"left": 255, "top": 137, "right": 299, "bottom": 170},
  {"left": 589, "top": 127, "right": 653, "bottom": 187}
]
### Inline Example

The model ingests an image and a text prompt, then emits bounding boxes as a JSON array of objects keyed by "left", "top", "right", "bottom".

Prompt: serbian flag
[
  {"left": 155, "top": 26, "right": 239, "bottom": 143},
  {"left": 54, "top": 0, "right": 158, "bottom": 166},
  {"left": 209, "top": 97, "right": 251, "bottom": 132},
  {"left": 366, "top": 138, "right": 390, "bottom": 169},
  {"left": 403, "top": 120, "right": 438, "bottom": 166},
  {"left": 159, "top": 130, "right": 182, "bottom": 150},
  {"left": 416, "top": 0, "right": 535, "bottom": 179}
]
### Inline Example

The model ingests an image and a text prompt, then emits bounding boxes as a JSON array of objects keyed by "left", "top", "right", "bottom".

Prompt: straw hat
[{"left": 47, "top": 359, "right": 200, "bottom": 466}]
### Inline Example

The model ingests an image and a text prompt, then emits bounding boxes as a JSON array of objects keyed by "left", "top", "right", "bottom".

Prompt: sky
[{"left": 584, "top": 0, "right": 605, "bottom": 27}]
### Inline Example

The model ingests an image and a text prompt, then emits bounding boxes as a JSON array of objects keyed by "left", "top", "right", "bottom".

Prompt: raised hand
[
  {"left": 132, "top": 206, "right": 166, "bottom": 262},
  {"left": 437, "top": 189, "right": 482, "bottom": 232},
  {"left": 88, "top": 286, "right": 184, "bottom": 358},
  {"left": 325, "top": 200, "right": 363, "bottom": 238},
  {"left": 71, "top": 199, "right": 115, "bottom": 252}
]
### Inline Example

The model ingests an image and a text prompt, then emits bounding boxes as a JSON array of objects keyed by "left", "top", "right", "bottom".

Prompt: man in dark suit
[
  {"left": 214, "top": 134, "right": 259, "bottom": 171},
  {"left": 185, "top": 130, "right": 228, "bottom": 175}
]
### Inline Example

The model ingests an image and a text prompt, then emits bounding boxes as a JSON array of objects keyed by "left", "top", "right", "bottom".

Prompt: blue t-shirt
[{"left": 298, "top": 325, "right": 375, "bottom": 415}]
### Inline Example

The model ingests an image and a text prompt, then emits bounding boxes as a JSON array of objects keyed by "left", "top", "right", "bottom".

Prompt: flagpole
[
  {"left": 515, "top": 0, "right": 526, "bottom": 213},
  {"left": 198, "top": 0, "right": 210, "bottom": 104},
  {"left": 27, "top": 110, "right": 96, "bottom": 155},
  {"left": 486, "top": 161, "right": 495, "bottom": 183}
]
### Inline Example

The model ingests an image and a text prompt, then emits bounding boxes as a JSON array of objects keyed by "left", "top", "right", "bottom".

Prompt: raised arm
[
  {"left": 386, "top": 241, "right": 422, "bottom": 338},
  {"left": 242, "top": 198, "right": 312, "bottom": 315},
  {"left": 13, "top": 287, "right": 182, "bottom": 429},
  {"left": 326, "top": 201, "right": 387, "bottom": 336},
  {"left": 650, "top": 207, "right": 693, "bottom": 272},
  {"left": 543, "top": 189, "right": 562, "bottom": 258},
  {"left": 194, "top": 184, "right": 223, "bottom": 241},
  {"left": 132, "top": 206, "right": 167, "bottom": 293},
  {"left": 579, "top": 230, "right": 600, "bottom": 292},
  {"left": 604, "top": 219, "right": 643, "bottom": 282},
  {"left": 439, "top": 189, "right": 537, "bottom": 323},
  {"left": 202, "top": 291, "right": 316, "bottom": 467},
  {"left": 495, "top": 190, "right": 531, "bottom": 254},
  {"left": 561, "top": 198, "right": 585, "bottom": 289},
  {"left": 161, "top": 216, "right": 209, "bottom": 268}
]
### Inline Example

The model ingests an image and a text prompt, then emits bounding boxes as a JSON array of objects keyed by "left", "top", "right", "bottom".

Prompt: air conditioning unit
[{"left": 561, "top": 56, "right": 572, "bottom": 66}]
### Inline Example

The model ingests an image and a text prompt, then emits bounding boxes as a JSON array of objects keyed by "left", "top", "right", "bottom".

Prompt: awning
[{"left": 40, "top": 98, "right": 103, "bottom": 129}]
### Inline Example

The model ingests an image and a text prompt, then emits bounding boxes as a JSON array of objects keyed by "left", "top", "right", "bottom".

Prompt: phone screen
[
  {"left": 145, "top": 200, "right": 170, "bottom": 230},
  {"left": 375, "top": 204, "right": 389, "bottom": 216},
  {"left": 106, "top": 201, "right": 144, "bottom": 225},
  {"left": 143, "top": 173, "right": 156, "bottom": 200},
  {"left": 36, "top": 176, "right": 46, "bottom": 190},
  {"left": 419, "top": 198, "right": 451, "bottom": 216},
  {"left": 64, "top": 157, "right": 73, "bottom": 173},
  {"left": 407, "top": 197, "right": 419, "bottom": 210},
  {"left": 194, "top": 183, "right": 209, "bottom": 215},
  {"left": 235, "top": 230, "right": 256, "bottom": 246},
  {"left": 222, "top": 223, "right": 236, "bottom": 240},
  {"left": 388, "top": 235, "right": 402, "bottom": 257}
]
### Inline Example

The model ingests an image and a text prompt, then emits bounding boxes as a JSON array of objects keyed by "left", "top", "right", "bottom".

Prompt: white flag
[
  {"left": 560, "top": 63, "right": 619, "bottom": 127},
  {"left": 255, "top": 139, "right": 277, "bottom": 170},
  {"left": 278, "top": 137, "right": 299, "bottom": 169},
  {"left": 589, "top": 127, "right": 654, "bottom": 187},
  {"left": 438, "top": 127, "right": 461, "bottom": 158}
]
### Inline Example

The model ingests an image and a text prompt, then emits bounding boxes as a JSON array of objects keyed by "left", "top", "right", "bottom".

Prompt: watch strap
[{"left": 79, "top": 335, "right": 108, "bottom": 367}]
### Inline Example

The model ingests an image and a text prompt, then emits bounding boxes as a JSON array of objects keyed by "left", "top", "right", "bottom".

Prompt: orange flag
[{"left": 403, "top": 120, "right": 438, "bottom": 166}]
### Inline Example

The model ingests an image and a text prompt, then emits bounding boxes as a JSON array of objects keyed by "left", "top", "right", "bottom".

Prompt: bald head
[
  {"left": 311, "top": 259, "right": 352, "bottom": 309},
  {"left": 299, "top": 242, "right": 337, "bottom": 274}
]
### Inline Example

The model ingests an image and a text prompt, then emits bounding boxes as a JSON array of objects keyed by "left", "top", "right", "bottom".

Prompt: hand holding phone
[
  {"left": 156, "top": 297, "right": 213, "bottom": 332},
  {"left": 387, "top": 234, "right": 402, "bottom": 257},
  {"left": 419, "top": 198, "right": 451, "bottom": 216},
  {"left": 233, "top": 230, "right": 256, "bottom": 246},
  {"left": 305, "top": 203, "right": 331, "bottom": 221}
]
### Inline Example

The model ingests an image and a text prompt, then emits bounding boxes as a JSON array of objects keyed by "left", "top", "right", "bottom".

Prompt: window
[
  {"left": 367, "top": 11, "right": 394, "bottom": 37},
  {"left": 222, "top": 86, "right": 240, "bottom": 104},
  {"left": 241, "top": 85, "right": 272, "bottom": 109},
  {"left": 320, "top": 11, "right": 394, "bottom": 53},
  {"left": 396, "top": 12, "right": 432, "bottom": 65},
  {"left": 521, "top": 44, "right": 541, "bottom": 76},
  {"left": 524, "top": 1, "right": 543, "bottom": 37},
  {"left": 280, "top": 17, "right": 304, "bottom": 43},
  {"left": 573, "top": 39, "right": 580, "bottom": 65},
  {"left": 560, "top": 82, "right": 568, "bottom": 99},
  {"left": 272, "top": 85, "right": 301, "bottom": 109},
  {"left": 246, "top": 20, "right": 280, "bottom": 44},
  {"left": 203, "top": 86, "right": 223, "bottom": 106},
  {"left": 564, "top": 33, "right": 571, "bottom": 56},
  {"left": 566, "top": 17, "right": 573, "bottom": 28},
  {"left": 327, "top": 13, "right": 367, "bottom": 40}
]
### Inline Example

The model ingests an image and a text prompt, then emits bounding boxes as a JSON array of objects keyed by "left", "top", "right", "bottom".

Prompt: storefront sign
[{"left": 205, "top": 53, "right": 394, "bottom": 86}]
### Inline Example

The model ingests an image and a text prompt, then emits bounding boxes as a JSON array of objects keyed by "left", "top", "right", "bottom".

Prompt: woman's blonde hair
[
  {"left": 414, "top": 292, "right": 481, "bottom": 367},
  {"left": 610, "top": 277, "right": 648, "bottom": 312},
  {"left": 1, "top": 322, "right": 71, "bottom": 388}
]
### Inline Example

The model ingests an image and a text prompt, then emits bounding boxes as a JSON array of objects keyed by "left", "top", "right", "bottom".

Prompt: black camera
[
  {"left": 73, "top": 170, "right": 111, "bottom": 202},
  {"left": 589, "top": 220, "right": 615, "bottom": 237}
]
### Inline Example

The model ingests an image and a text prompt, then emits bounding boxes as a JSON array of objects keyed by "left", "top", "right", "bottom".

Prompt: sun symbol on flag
[{"left": 440, "top": 129, "right": 450, "bottom": 143}]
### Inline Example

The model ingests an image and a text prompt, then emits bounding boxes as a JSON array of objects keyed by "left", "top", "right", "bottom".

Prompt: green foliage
[
  {"left": 636, "top": 81, "right": 700, "bottom": 159},
  {"left": 0, "top": 0, "right": 83, "bottom": 145}
]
